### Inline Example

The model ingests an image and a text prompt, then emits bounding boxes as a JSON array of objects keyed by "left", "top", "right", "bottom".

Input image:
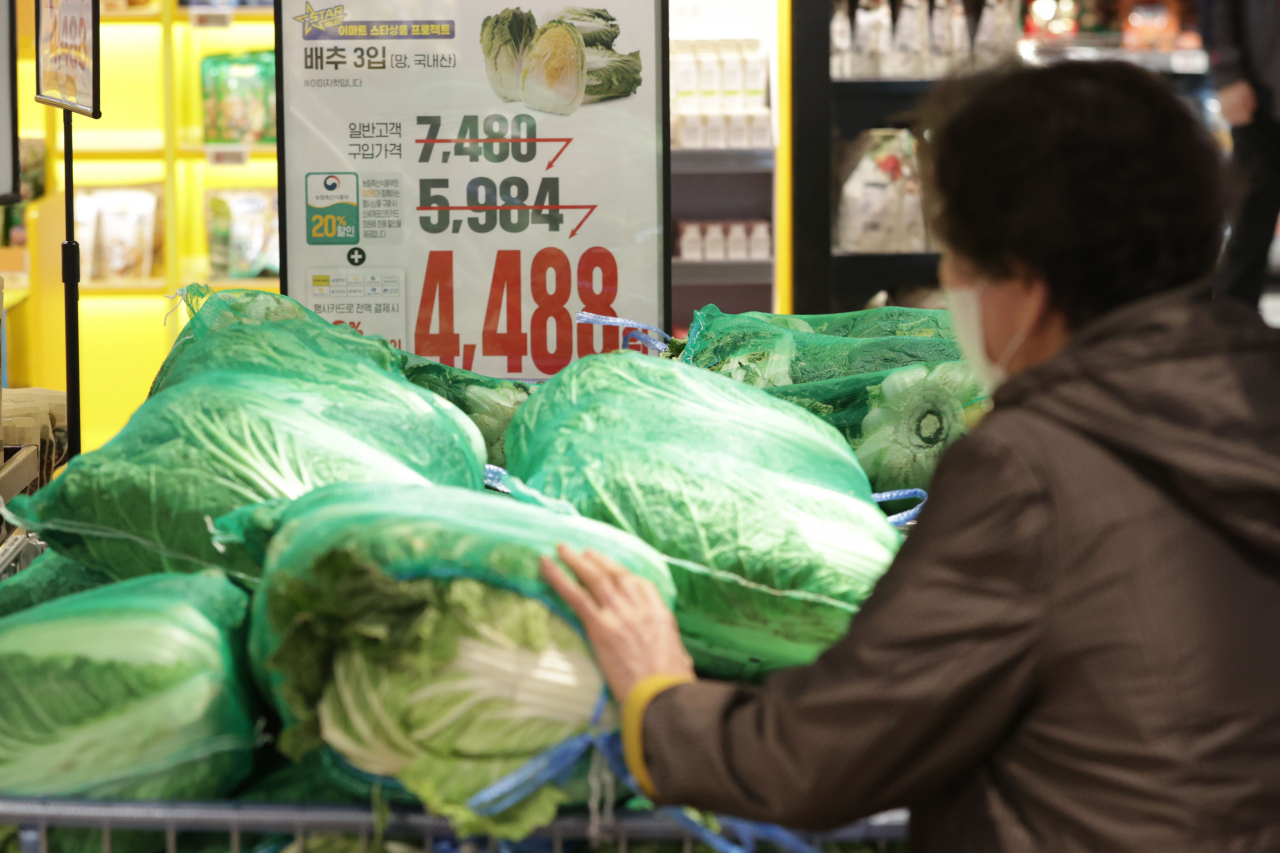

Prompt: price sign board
[
  {"left": 34, "top": 0, "right": 100, "bottom": 118},
  {"left": 276, "top": 0, "right": 670, "bottom": 378}
]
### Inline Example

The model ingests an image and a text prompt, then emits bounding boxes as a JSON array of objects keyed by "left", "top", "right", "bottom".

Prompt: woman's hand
[{"left": 541, "top": 544, "right": 695, "bottom": 703}]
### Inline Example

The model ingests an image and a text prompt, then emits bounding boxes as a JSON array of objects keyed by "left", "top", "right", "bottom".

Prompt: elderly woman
[{"left": 541, "top": 61, "right": 1280, "bottom": 851}]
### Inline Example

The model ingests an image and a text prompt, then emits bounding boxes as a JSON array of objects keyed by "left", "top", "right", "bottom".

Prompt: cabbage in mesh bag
[
  {"left": 505, "top": 352, "right": 900, "bottom": 680},
  {"left": 231, "top": 482, "right": 674, "bottom": 839},
  {"left": 766, "top": 361, "right": 987, "bottom": 493},
  {"left": 0, "top": 570, "right": 257, "bottom": 799},
  {"left": 735, "top": 305, "right": 955, "bottom": 339},
  {"left": 0, "top": 550, "right": 114, "bottom": 619},
  {"left": 4, "top": 369, "right": 485, "bottom": 579},
  {"left": 402, "top": 357, "right": 534, "bottom": 467},
  {"left": 679, "top": 305, "right": 961, "bottom": 388}
]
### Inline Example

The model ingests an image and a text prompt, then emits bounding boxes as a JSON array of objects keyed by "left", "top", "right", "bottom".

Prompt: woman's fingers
[
  {"left": 540, "top": 556, "right": 598, "bottom": 622},
  {"left": 557, "top": 544, "right": 629, "bottom": 608}
]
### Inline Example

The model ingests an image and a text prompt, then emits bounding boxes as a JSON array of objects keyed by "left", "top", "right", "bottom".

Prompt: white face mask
[{"left": 945, "top": 285, "right": 1032, "bottom": 394}]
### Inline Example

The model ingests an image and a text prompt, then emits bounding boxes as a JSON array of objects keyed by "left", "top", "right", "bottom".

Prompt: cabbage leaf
[
  {"left": 583, "top": 48, "right": 642, "bottom": 104},
  {"left": 481, "top": 9, "right": 538, "bottom": 102},
  {"left": 552, "top": 7, "right": 620, "bottom": 49}
]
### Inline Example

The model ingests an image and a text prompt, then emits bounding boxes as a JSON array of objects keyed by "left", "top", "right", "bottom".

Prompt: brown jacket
[{"left": 642, "top": 285, "right": 1280, "bottom": 851}]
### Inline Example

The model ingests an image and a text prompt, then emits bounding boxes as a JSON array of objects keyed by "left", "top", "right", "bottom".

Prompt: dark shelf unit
[{"left": 789, "top": 6, "right": 940, "bottom": 314}]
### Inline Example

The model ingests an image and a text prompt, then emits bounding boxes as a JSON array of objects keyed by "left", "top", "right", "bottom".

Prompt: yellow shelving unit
[{"left": 9, "top": 0, "right": 278, "bottom": 450}]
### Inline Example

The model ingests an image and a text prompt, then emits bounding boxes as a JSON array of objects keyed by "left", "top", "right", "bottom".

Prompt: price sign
[
  {"left": 35, "top": 0, "right": 100, "bottom": 118},
  {"left": 276, "top": 0, "right": 669, "bottom": 379}
]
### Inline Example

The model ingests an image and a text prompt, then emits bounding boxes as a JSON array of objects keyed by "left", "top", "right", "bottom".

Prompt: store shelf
[
  {"left": 671, "top": 149, "right": 774, "bottom": 175},
  {"left": 176, "top": 142, "right": 278, "bottom": 162},
  {"left": 830, "top": 252, "right": 940, "bottom": 308},
  {"left": 673, "top": 260, "right": 773, "bottom": 286},
  {"left": 102, "top": 8, "right": 164, "bottom": 22},
  {"left": 1019, "top": 39, "right": 1210, "bottom": 75},
  {"left": 79, "top": 278, "right": 170, "bottom": 294},
  {"left": 177, "top": 5, "right": 275, "bottom": 22},
  {"left": 832, "top": 80, "right": 935, "bottom": 99},
  {"left": 206, "top": 277, "right": 281, "bottom": 291}
]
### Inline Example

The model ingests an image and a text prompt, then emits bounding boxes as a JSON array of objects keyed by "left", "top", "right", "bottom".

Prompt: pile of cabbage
[{"left": 481, "top": 7, "right": 643, "bottom": 115}]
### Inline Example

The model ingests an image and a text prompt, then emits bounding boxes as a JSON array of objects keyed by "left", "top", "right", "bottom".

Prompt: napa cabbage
[
  {"left": 583, "top": 47, "right": 642, "bottom": 103},
  {"left": 481, "top": 8, "right": 538, "bottom": 102},
  {"left": 521, "top": 20, "right": 587, "bottom": 115},
  {"left": 552, "top": 7, "right": 620, "bottom": 48}
]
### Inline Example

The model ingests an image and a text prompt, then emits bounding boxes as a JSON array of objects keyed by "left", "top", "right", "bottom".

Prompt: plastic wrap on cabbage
[
  {"left": 767, "top": 361, "right": 987, "bottom": 493},
  {"left": 230, "top": 482, "right": 674, "bottom": 838},
  {"left": 0, "top": 571, "right": 257, "bottom": 800},
  {"left": 152, "top": 286, "right": 408, "bottom": 395},
  {"left": 0, "top": 550, "right": 114, "bottom": 618},
  {"left": 680, "top": 305, "right": 962, "bottom": 388},
  {"left": 505, "top": 352, "right": 901, "bottom": 679},
  {"left": 402, "top": 358, "right": 533, "bottom": 467},
  {"left": 4, "top": 370, "right": 485, "bottom": 579},
  {"left": 734, "top": 305, "right": 955, "bottom": 340}
]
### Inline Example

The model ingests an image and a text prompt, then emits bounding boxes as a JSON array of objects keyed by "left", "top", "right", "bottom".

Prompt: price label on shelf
[{"left": 276, "top": 0, "right": 668, "bottom": 380}]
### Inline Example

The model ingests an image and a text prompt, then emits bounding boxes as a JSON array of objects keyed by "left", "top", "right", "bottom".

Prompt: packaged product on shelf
[
  {"left": 208, "top": 189, "right": 279, "bottom": 279},
  {"left": 742, "top": 39, "right": 769, "bottom": 107},
  {"left": 677, "top": 112, "right": 706, "bottom": 149},
  {"left": 927, "top": 0, "right": 954, "bottom": 76},
  {"left": 726, "top": 222, "right": 750, "bottom": 260},
  {"left": 885, "top": 0, "right": 930, "bottom": 78},
  {"left": 703, "top": 221, "right": 727, "bottom": 260},
  {"left": 831, "top": 0, "right": 856, "bottom": 79},
  {"left": 670, "top": 41, "right": 700, "bottom": 113},
  {"left": 749, "top": 220, "right": 772, "bottom": 260},
  {"left": 727, "top": 111, "right": 750, "bottom": 148},
  {"left": 695, "top": 40, "right": 722, "bottom": 112},
  {"left": 679, "top": 221, "right": 704, "bottom": 260},
  {"left": 837, "top": 128, "right": 927, "bottom": 253},
  {"left": 91, "top": 188, "right": 159, "bottom": 280},
  {"left": 719, "top": 39, "right": 746, "bottom": 111},
  {"left": 705, "top": 111, "right": 728, "bottom": 149},
  {"left": 232, "top": 481, "right": 675, "bottom": 838},
  {"left": 950, "top": 0, "right": 974, "bottom": 67},
  {"left": 505, "top": 352, "right": 901, "bottom": 681},
  {"left": 748, "top": 107, "right": 773, "bottom": 147},
  {"left": 973, "top": 0, "right": 1020, "bottom": 68},
  {"left": 852, "top": 0, "right": 893, "bottom": 78},
  {"left": 0, "top": 571, "right": 258, "bottom": 801},
  {"left": 202, "top": 52, "right": 275, "bottom": 145}
]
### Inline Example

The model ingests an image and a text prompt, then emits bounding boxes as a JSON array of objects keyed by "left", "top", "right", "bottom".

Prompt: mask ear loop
[{"left": 990, "top": 281, "right": 1042, "bottom": 376}]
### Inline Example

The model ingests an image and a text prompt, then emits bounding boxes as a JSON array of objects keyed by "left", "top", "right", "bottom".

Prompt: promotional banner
[
  {"left": 277, "top": 0, "right": 668, "bottom": 379},
  {"left": 35, "top": 0, "right": 99, "bottom": 118}
]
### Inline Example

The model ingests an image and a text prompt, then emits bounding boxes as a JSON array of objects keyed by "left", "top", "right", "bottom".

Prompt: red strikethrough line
[
  {"left": 413, "top": 138, "right": 574, "bottom": 170},
  {"left": 415, "top": 204, "right": 598, "bottom": 237}
]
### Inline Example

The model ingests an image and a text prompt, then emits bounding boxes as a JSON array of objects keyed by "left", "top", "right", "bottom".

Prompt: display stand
[{"left": 33, "top": 0, "right": 101, "bottom": 460}]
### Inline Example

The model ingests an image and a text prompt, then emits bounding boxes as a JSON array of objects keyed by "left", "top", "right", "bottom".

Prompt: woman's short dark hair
[{"left": 921, "top": 61, "right": 1228, "bottom": 328}]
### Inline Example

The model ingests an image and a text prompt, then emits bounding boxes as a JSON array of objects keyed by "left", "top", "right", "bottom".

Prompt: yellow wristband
[{"left": 622, "top": 673, "right": 695, "bottom": 799}]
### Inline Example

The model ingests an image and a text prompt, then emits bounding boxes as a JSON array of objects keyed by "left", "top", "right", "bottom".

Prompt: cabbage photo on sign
[{"left": 481, "top": 6, "right": 642, "bottom": 115}]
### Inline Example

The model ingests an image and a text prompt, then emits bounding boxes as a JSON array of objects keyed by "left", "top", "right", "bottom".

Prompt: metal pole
[{"left": 61, "top": 109, "right": 80, "bottom": 461}]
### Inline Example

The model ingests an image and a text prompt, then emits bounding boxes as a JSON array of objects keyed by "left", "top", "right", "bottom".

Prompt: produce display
[
  {"left": 402, "top": 358, "right": 534, "bottom": 467},
  {"left": 228, "top": 482, "right": 674, "bottom": 838},
  {"left": 202, "top": 52, "right": 277, "bottom": 146},
  {"left": 505, "top": 352, "right": 901, "bottom": 679},
  {"left": 0, "top": 297, "right": 951, "bottom": 845}
]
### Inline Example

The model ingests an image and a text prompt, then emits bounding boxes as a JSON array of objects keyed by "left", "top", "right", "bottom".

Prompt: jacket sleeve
[
  {"left": 639, "top": 425, "right": 1050, "bottom": 830},
  {"left": 1207, "top": 0, "right": 1246, "bottom": 90}
]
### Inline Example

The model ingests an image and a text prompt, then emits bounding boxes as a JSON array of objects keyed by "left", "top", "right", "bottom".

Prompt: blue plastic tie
[
  {"left": 577, "top": 311, "right": 671, "bottom": 353},
  {"left": 623, "top": 330, "right": 670, "bottom": 353},
  {"left": 484, "top": 464, "right": 512, "bottom": 494},
  {"left": 872, "top": 488, "right": 928, "bottom": 527}
]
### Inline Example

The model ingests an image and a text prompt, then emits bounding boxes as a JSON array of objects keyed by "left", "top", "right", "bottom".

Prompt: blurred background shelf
[
  {"left": 829, "top": 253, "right": 940, "bottom": 310},
  {"left": 671, "top": 149, "right": 775, "bottom": 174},
  {"left": 673, "top": 260, "right": 775, "bottom": 286}
]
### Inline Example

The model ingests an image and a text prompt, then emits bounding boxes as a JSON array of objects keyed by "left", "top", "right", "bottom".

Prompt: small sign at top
[{"left": 34, "top": 0, "right": 100, "bottom": 117}]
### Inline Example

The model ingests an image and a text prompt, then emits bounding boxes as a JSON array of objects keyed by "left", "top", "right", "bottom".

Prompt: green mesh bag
[
  {"left": 0, "top": 570, "right": 258, "bottom": 799},
  {"left": 504, "top": 352, "right": 901, "bottom": 681},
  {"left": 402, "top": 356, "right": 534, "bottom": 467},
  {"left": 222, "top": 481, "right": 674, "bottom": 839},
  {"left": 679, "top": 305, "right": 962, "bottom": 388},
  {"left": 152, "top": 286, "right": 408, "bottom": 395},
  {"left": 4, "top": 369, "right": 485, "bottom": 580},
  {"left": 766, "top": 361, "right": 988, "bottom": 493},
  {"left": 0, "top": 550, "right": 114, "bottom": 618},
  {"left": 736, "top": 305, "right": 955, "bottom": 339}
]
